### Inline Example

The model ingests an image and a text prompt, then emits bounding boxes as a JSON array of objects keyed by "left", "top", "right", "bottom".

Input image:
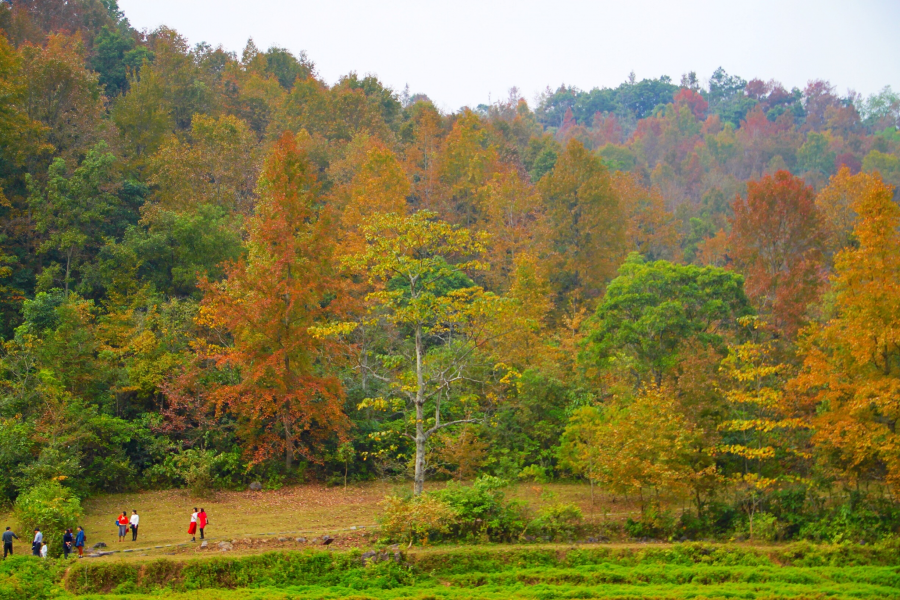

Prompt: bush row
[
  {"left": 55, "top": 539, "right": 900, "bottom": 596},
  {"left": 62, "top": 549, "right": 413, "bottom": 595}
]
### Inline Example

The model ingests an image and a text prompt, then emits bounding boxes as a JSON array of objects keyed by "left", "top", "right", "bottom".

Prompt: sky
[{"left": 118, "top": 0, "right": 900, "bottom": 113}]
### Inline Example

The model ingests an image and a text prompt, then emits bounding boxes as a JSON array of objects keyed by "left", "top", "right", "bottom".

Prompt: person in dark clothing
[
  {"left": 130, "top": 510, "right": 139, "bottom": 541},
  {"left": 62, "top": 529, "right": 73, "bottom": 559},
  {"left": 2, "top": 527, "right": 18, "bottom": 558}
]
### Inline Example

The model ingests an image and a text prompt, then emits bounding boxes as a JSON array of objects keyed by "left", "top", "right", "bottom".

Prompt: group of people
[
  {"left": 187, "top": 507, "right": 209, "bottom": 542},
  {"left": 2, "top": 506, "right": 210, "bottom": 559},
  {"left": 2, "top": 526, "right": 85, "bottom": 559},
  {"left": 116, "top": 510, "right": 140, "bottom": 542}
]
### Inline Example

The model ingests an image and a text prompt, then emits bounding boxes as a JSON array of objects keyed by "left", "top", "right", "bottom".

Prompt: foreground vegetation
[{"left": 4, "top": 542, "right": 900, "bottom": 600}]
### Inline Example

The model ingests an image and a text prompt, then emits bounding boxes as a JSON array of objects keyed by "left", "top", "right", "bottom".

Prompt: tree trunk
[
  {"left": 589, "top": 476, "right": 595, "bottom": 523},
  {"left": 283, "top": 265, "right": 294, "bottom": 472},
  {"left": 414, "top": 403, "right": 426, "bottom": 495},
  {"left": 65, "top": 247, "right": 73, "bottom": 294},
  {"left": 413, "top": 324, "right": 426, "bottom": 495},
  {"left": 283, "top": 407, "right": 293, "bottom": 471}
]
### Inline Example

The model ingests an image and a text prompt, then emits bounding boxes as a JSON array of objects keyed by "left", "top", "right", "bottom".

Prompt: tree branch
[{"left": 426, "top": 418, "right": 480, "bottom": 437}]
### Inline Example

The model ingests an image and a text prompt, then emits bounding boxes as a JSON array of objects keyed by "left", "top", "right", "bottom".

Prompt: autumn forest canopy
[{"left": 2, "top": 0, "right": 900, "bottom": 544}]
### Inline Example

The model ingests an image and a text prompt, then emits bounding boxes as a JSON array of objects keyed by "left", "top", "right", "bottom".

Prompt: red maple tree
[
  {"left": 730, "top": 170, "right": 826, "bottom": 336},
  {"left": 196, "top": 132, "right": 349, "bottom": 468}
]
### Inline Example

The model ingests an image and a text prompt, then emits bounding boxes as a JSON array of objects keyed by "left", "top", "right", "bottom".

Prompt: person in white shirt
[
  {"left": 188, "top": 508, "right": 198, "bottom": 542},
  {"left": 39, "top": 542, "right": 48, "bottom": 558},
  {"left": 130, "top": 510, "right": 140, "bottom": 541},
  {"left": 32, "top": 529, "right": 42, "bottom": 556}
]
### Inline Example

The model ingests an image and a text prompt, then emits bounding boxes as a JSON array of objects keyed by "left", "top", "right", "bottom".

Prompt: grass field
[
  {"left": 0, "top": 481, "right": 643, "bottom": 559},
  {"left": 5, "top": 482, "right": 896, "bottom": 599}
]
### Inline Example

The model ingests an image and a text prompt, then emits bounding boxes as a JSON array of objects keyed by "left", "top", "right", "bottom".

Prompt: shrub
[
  {"left": 624, "top": 503, "right": 677, "bottom": 539},
  {"left": 517, "top": 464, "right": 549, "bottom": 483},
  {"left": 0, "top": 556, "right": 66, "bottom": 600},
  {"left": 13, "top": 480, "right": 83, "bottom": 558},
  {"left": 748, "top": 511, "right": 781, "bottom": 541},
  {"left": 379, "top": 495, "right": 457, "bottom": 545},
  {"left": 432, "top": 476, "right": 526, "bottom": 542},
  {"left": 527, "top": 502, "right": 583, "bottom": 540},
  {"left": 146, "top": 448, "right": 244, "bottom": 496},
  {"left": 798, "top": 498, "right": 900, "bottom": 543}
]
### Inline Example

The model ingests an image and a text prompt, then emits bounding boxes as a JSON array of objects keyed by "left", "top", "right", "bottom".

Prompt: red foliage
[
  {"left": 803, "top": 80, "right": 840, "bottom": 132},
  {"left": 591, "top": 112, "right": 622, "bottom": 146},
  {"left": 195, "top": 132, "right": 350, "bottom": 467},
  {"left": 557, "top": 107, "right": 577, "bottom": 137},
  {"left": 766, "top": 84, "right": 795, "bottom": 109},
  {"left": 729, "top": 170, "right": 826, "bottom": 336},
  {"left": 674, "top": 88, "right": 708, "bottom": 120},
  {"left": 745, "top": 78, "right": 772, "bottom": 101},
  {"left": 834, "top": 152, "right": 861, "bottom": 174}
]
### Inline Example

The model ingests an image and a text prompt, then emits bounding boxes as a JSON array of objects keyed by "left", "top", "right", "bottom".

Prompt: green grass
[{"left": 6, "top": 543, "right": 900, "bottom": 600}]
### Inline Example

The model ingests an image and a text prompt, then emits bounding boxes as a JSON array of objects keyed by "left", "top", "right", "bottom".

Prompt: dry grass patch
[{"left": 0, "top": 480, "right": 651, "bottom": 561}]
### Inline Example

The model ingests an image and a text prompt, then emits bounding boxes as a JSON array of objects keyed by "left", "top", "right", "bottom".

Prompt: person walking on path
[
  {"left": 2, "top": 527, "right": 18, "bottom": 558},
  {"left": 74, "top": 526, "right": 85, "bottom": 558},
  {"left": 197, "top": 508, "right": 208, "bottom": 540},
  {"left": 117, "top": 511, "right": 128, "bottom": 542},
  {"left": 39, "top": 541, "right": 47, "bottom": 558},
  {"left": 32, "top": 529, "right": 42, "bottom": 556},
  {"left": 188, "top": 508, "right": 198, "bottom": 542},
  {"left": 62, "top": 529, "right": 73, "bottom": 559},
  {"left": 130, "top": 510, "right": 140, "bottom": 541}
]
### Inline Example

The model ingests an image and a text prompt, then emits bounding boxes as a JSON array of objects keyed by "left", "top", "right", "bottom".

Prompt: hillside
[{"left": 0, "top": 0, "right": 899, "bottom": 553}]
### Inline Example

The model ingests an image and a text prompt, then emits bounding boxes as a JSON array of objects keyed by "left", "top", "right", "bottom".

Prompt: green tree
[
  {"left": 862, "top": 149, "right": 900, "bottom": 190},
  {"left": 797, "top": 132, "right": 836, "bottom": 177},
  {"left": 341, "top": 210, "right": 506, "bottom": 495},
  {"left": 20, "top": 34, "right": 103, "bottom": 159},
  {"left": 581, "top": 254, "right": 752, "bottom": 390},
  {"left": 14, "top": 480, "right": 83, "bottom": 557},
  {"left": 28, "top": 143, "right": 123, "bottom": 294},
  {"left": 91, "top": 24, "right": 153, "bottom": 96},
  {"left": 111, "top": 61, "right": 173, "bottom": 161},
  {"left": 263, "top": 46, "right": 313, "bottom": 89},
  {"left": 92, "top": 204, "right": 242, "bottom": 298}
]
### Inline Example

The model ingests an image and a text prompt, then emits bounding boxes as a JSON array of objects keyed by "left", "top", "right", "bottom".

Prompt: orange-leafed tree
[
  {"left": 792, "top": 173, "right": 900, "bottom": 493},
  {"left": 477, "top": 168, "right": 549, "bottom": 290},
  {"left": 403, "top": 100, "right": 445, "bottom": 212},
  {"left": 197, "top": 132, "right": 349, "bottom": 469},
  {"left": 612, "top": 172, "right": 681, "bottom": 262},
  {"left": 729, "top": 170, "right": 826, "bottom": 336},
  {"left": 434, "top": 109, "right": 499, "bottom": 227},
  {"left": 331, "top": 136, "right": 409, "bottom": 254},
  {"left": 538, "top": 139, "right": 626, "bottom": 301},
  {"left": 815, "top": 166, "right": 887, "bottom": 257}
]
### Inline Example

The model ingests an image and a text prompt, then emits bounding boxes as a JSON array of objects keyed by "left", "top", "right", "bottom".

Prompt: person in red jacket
[
  {"left": 197, "top": 508, "right": 209, "bottom": 540},
  {"left": 117, "top": 512, "right": 128, "bottom": 542}
]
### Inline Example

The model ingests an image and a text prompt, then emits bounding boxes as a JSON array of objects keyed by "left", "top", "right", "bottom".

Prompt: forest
[{"left": 1, "top": 0, "right": 900, "bottom": 546}]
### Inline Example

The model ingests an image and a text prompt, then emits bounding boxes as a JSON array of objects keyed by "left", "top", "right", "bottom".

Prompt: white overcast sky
[{"left": 118, "top": 0, "right": 900, "bottom": 112}]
